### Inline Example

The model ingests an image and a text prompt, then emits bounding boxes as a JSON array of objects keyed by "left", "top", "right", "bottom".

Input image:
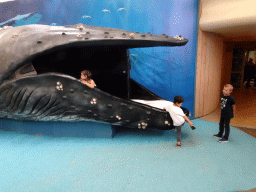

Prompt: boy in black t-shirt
[{"left": 214, "top": 84, "right": 236, "bottom": 142}]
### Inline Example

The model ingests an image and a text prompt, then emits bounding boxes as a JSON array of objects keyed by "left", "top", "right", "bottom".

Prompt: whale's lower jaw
[{"left": 0, "top": 74, "right": 174, "bottom": 130}]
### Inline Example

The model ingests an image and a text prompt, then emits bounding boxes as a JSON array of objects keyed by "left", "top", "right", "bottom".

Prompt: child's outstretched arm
[{"left": 182, "top": 115, "right": 194, "bottom": 127}]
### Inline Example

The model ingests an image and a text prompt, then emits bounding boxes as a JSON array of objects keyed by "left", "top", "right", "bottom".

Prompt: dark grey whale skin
[
  {"left": 0, "top": 24, "right": 188, "bottom": 130},
  {"left": 0, "top": 73, "right": 173, "bottom": 130}
]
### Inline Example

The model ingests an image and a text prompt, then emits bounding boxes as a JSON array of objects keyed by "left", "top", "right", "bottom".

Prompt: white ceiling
[{"left": 199, "top": 0, "right": 256, "bottom": 38}]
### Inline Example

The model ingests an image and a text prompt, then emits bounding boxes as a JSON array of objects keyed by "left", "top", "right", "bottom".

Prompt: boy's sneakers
[
  {"left": 218, "top": 138, "right": 228, "bottom": 142},
  {"left": 213, "top": 134, "right": 222, "bottom": 138}
]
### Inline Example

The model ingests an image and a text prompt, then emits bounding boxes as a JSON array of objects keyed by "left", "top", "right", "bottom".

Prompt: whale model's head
[{"left": 0, "top": 24, "right": 188, "bottom": 129}]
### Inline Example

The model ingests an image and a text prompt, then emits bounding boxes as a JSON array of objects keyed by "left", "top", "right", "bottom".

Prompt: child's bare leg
[{"left": 176, "top": 126, "right": 182, "bottom": 146}]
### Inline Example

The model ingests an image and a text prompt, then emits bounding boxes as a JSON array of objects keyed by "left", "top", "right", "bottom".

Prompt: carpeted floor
[
  {"left": 200, "top": 87, "right": 256, "bottom": 129},
  {"left": 199, "top": 87, "right": 256, "bottom": 139},
  {"left": 0, "top": 119, "right": 255, "bottom": 192},
  {"left": 234, "top": 127, "right": 256, "bottom": 138}
]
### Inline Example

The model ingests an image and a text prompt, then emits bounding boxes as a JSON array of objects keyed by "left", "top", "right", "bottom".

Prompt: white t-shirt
[
  {"left": 132, "top": 100, "right": 185, "bottom": 126},
  {"left": 164, "top": 103, "right": 185, "bottom": 126}
]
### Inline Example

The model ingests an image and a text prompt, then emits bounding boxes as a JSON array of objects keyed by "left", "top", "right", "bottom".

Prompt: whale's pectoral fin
[
  {"left": 0, "top": 73, "right": 174, "bottom": 129},
  {"left": 0, "top": 75, "right": 67, "bottom": 120}
]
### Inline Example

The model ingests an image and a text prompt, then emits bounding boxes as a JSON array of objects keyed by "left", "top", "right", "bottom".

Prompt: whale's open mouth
[
  {"left": 1, "top": 24, "right": 188, "bottom": 100},
  {"left": 31, "top": 45, "right": 131, "bottom": 99},
  {"left": 8, "top": 45, "right": 162, "bottom": 100}
]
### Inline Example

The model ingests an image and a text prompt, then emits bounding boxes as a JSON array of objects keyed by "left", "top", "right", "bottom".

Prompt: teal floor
[{"left": 0, "top": 119, "right": 255, "bottom": 192}]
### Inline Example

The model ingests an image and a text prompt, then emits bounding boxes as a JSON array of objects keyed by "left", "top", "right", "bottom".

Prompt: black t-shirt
[{"left": 221, "top": 95, "right": 236, "bottom": 119}]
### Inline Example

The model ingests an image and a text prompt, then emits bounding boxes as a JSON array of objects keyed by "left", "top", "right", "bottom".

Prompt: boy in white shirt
[{"left": 164, "top": 96, "right": 194, "bottom": 147}]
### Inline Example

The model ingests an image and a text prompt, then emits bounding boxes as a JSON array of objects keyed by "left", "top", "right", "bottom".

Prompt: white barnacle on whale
[
  {"left": 12, "top": 33, "right": 19, "bottom": 38},
  {"left": 56, "top": 82, "right": 63, "bottom": 91},
  {"left": 77, "top": 25, "right": 85, "bottom": 30},
  {"left": 138, "top": 122, "right": 147, "bottom": 129},
  {"left": 90, "top": 98, "right": 97, "bottom": 105},
  {"left": 76, "top": 34, "right": 83, "bottom": 38},
  {"left": 174, "top": 35, "right": 184, "bottom": 40},
  {"left": 116, "top": 115, "right": 121, "bottom": 120},
  {"left": 129, "top": 33, "right": 135, "bottom": 37},
  {"left": 141, "top": 122, "right": 148, "bottom": 129}
]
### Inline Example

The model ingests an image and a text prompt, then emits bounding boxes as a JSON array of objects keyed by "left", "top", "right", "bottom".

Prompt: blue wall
[{"left": 0, "top": 0, "right": 199, "bottom": 118}]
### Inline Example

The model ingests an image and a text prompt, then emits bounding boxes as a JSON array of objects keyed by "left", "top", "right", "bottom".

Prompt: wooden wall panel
[
  {"left": 195, "top": 30, "right": 224, "bottom": 118},
  {"left": 220, "top": 44, "right": 234, "bottom": 93},
  {"left": 195, "top": 29, "right": 204, "bottom": 117},
  {"left": 195, "top": 0, "right": 225, "bottom": 118},
  {"left": 203, "top": 32, "right": 211, "bottom": 114}
]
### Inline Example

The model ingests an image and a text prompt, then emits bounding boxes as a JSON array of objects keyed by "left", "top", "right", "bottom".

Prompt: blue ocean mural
[
  {"left": 0, "top": 12, "right": 42, "bottom": 27},
  {"left": 0, "top": 0, "right": 199, "bottom": 117}
]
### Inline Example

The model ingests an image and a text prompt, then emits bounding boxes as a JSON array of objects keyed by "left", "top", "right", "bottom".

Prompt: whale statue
[{"left": 0, "top": 24, "right": 188, "bottom": 130}]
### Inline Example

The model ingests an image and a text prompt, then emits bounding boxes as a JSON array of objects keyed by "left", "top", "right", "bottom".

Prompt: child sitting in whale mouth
[{"left": 80, "top": 70, "right": 96, "bottom": 88}]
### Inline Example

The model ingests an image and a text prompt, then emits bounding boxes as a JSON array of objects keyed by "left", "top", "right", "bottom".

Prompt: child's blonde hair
[{"left": 224, "top": 84, "right": 233, "bottom": 92}]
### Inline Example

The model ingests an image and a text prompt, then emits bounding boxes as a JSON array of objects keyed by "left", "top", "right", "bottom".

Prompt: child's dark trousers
[{"left": 218, "top": 117, "right": 231, "bottom": 139}]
